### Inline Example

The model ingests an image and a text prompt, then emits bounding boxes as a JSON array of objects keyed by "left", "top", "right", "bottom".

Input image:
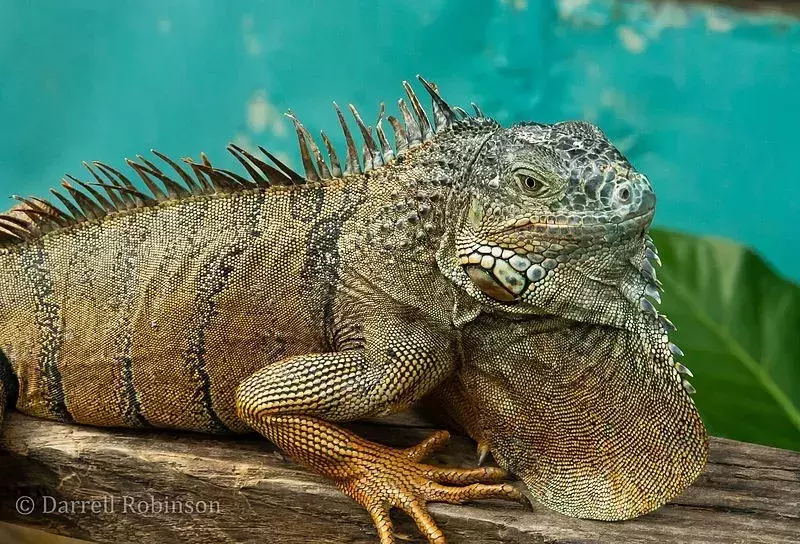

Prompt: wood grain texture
[{"left": 0, "top": 411, "right": 798, "bottom": 544}]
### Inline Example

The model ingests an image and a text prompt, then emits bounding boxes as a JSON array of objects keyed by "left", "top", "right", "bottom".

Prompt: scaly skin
[{"left": 0, "top": 77, "right": 706, "bottom": 543}]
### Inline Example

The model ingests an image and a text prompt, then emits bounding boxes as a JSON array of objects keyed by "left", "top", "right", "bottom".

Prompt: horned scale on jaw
[{"left": 0, "top": 76, "right": 706, "bottom": 543}]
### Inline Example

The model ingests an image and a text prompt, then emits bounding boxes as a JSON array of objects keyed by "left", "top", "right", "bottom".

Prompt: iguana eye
[{"left": 515, "top": 171, "right": 548, "bottom": 196}]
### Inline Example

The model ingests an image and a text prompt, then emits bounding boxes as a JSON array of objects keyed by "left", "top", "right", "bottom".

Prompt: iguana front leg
[{"left": 235, "top": 318, "right": 523, "bottom": 543}]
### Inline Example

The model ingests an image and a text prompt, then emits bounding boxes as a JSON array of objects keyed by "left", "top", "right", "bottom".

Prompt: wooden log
[{"left": 0, "top": 411, "right": 798, "bottom": 543}]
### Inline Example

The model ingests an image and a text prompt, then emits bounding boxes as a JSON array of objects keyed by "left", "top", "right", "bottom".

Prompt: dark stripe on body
[
  {"left": 20, "top": 246, "right": 72, "bottom": 421},
  {"left": 300, "top": 184, "right": 365, "bottom": 351},
  {"left": 120, "top": 355, "right": 149, "bottom": 426},
  {"left": 0, "top": 348, "right": 19, "bottom": 411},
  {"left": 184, "top": 242, "right": 248, "bottom": 433},
  {"left": 247, "top": 193, "right": 267, "bottom": 238},
  {"left": 114, "top": 219, "right": 151, "bottom": 427}
]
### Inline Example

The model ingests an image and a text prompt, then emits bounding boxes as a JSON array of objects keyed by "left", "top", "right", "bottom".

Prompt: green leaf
[{"left": 650, "top": 229, "right": 800, "bottom": 451}]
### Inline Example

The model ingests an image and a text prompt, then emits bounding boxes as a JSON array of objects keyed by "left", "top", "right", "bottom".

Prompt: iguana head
[{"left": 445, "top": 120, "right": 657, "bottom": 329}]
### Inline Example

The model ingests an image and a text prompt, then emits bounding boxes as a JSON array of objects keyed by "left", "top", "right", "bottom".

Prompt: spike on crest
[
  {"left": 93, "top": 162, "right": 151, "bottom": 206},
  {"left": 333, "top": 102, "right": 362, "bottom": 176},
  {"left": 398, "top": 99, "right": 422, "bottom": 148},
  {"left": 89, "top": 163, "right": 135, "bottom": 208},
  {"left": 0, "top": 212, "right": 33, "bottom": 230},
  {"left": 0, "top": 214, "right": 32, "bottom": 240},
  {"left": 61, "top": 179, "right": 105, "bottom": 220},
  {"left": 387, "top": 115, "right": 408, "bottom": 155},
  {"left": 228, "top": 143, "right": 291, "bottom": 187},
  {"left": 257, "top": 146, "right": 304, "bottom": 185},
  {"left": 71, "top": 177, "right": 116, "bottom": 213},
  {"left": 183, "top": 159, "right": 232, "bottom": 193},
  {"left": 349, "top": 104, "right": 382, "bottom": 171},
  {"left": 320, "top": 131, "right": 342, "bottom": 178},
  {"left": 126, "top": 159, "right": 168, "bottom": 201},
  {"left": 29, "top": 197, "right": 71, "bottom": 225},
  {"left": 226, "top": 145, "right": 269, "bottom": 187},
  {"left": 192, "top": 162, "right": 250, "bottom": 191},
  {"left": 375, "top": 103, "right": 394, "bottom": 162},
  {"left": 49, "top": 188, "right": 86, "bottom": 221},
  {"left": 417, "top": 75, "right": 456, "bottom": 132},
  {"left": 402, "top": 80, "right": 433, "bottom": 141},
  {"left": 133, "top": 154, "right": 190, "bottom": 198},
  {"left": 11, "top": 196, "right": 64, "bottom": 229},
  {"left": 83, "top": 161, "right": 128, "bottom": 209},
  {"left": 181, "top": 158, "right": 216, "bottom": 193},
  {"left": 217, "top": 167, "right": 256, "bottom": 188},
  {"left": 285, "top": 111, "right": 320, "bottom": 182},
  {"left": 0, "top": 223, "right": 27, "bottom": 241},
  {"left": 287, "top": 113, "right": 332, "bottom": 180},
  {"left": 188, "top": 153, "right": 243, "bottom": 192},
  {"left": 88, "top": 181, "right": 154, "bottom": 204},
  {"left": 151, "top": 149, "right": 202, "bottom": 193}
]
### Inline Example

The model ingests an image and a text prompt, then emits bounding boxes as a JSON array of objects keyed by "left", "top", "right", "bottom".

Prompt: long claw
[
  {"left": 476, "top": 441, "right": 490, "bottom": 466},
  {"left": 515, "top": 482, "right": 536, "bottom": 511}
]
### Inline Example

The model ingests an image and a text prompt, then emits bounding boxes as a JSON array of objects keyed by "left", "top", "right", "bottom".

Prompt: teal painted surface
[{"left": 1, "top": 0, "right": 798, "bottom": 278}]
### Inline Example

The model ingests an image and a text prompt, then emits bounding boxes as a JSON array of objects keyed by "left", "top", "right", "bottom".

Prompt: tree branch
[{"left": 1, "top": 412, "right": 798, "bottom": 543}]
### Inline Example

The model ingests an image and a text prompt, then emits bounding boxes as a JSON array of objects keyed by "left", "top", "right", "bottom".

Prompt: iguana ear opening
[{"left": 458, "top": 316, "right": 708, "bottom": 521}]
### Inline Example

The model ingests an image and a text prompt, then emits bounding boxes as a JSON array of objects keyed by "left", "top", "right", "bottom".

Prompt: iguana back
[{"left": 0, "top": 178, "right": 365, "bottom": 431}]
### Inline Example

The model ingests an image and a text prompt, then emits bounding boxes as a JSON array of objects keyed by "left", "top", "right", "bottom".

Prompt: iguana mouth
[
  {"left": 457, "top": 202, "right": 655, "bottom": 304},
  {"left": 498, "top": 208, "right": 655, "bottom": 238}
]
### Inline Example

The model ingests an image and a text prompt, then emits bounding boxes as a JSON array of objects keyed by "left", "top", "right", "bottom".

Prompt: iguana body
[{"left": 0, "top": 78, "right": 707, "bottom": 543}]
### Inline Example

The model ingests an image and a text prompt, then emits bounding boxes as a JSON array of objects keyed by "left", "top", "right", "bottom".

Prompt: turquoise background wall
[{"left": 1, "top": 0, "right": 798, "bottom": 279}]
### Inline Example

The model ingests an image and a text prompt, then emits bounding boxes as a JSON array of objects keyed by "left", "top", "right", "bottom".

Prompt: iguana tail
[{"left": 0, "top": 349, "right": 17, "bottom": 427}]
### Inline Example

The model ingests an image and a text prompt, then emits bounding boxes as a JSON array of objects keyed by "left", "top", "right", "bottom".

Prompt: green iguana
[{"left": 0, "top": 77, "right": 707, "bottom": 543}]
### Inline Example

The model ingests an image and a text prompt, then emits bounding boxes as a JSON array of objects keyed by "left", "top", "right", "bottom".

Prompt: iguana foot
[
  {"left": 336, "top": 430, "right": 524, "bottom": 544},
  {"left": 236, "top": 351, "right": 523, "bottom": 543}
]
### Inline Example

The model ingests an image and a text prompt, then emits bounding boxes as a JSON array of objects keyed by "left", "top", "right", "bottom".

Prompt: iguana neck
[
  {"left": 453, "top": 310, "right": 706, "bottom": 520},
  {"left": 339, "top": 125, "right": 495, "bottom": 320},
  {"left": 356, "top": 125, "right": 496, "bottom": 263}
]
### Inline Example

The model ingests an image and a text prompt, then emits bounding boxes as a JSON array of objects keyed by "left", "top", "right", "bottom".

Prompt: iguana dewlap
[{"left": 0, "top": 77, "right": 706, "bottom": 543}]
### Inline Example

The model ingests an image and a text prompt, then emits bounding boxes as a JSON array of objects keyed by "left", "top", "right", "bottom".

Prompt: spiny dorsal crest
[{"left": 0, "top": 75, "right": 494, "bottom": 246}]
